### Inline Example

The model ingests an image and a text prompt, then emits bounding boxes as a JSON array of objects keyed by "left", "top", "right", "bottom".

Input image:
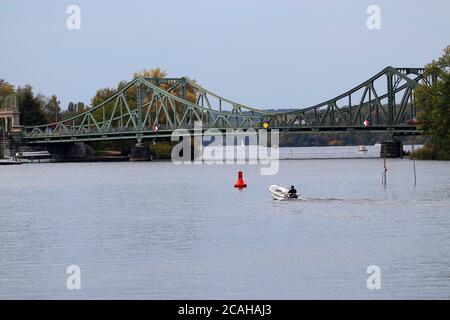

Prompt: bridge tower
[
  {"left": 129, "top": 79, "right": 152, "bottom": 161},
  {"left": 381, "top": 69, "right": 405, "bottom": 158},
  {"left": 386, "top": 69, "right": 395, "bottom": 138}
]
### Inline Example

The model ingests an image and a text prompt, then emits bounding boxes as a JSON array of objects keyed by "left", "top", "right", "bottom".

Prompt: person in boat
[{"left": 288, "top": 185, "right": 298, "bottom": 198}]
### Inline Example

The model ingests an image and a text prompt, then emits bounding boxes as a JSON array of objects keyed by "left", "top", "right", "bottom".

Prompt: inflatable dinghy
[{"left": 269, "top": 185, "right": 307, "bottom": 201}]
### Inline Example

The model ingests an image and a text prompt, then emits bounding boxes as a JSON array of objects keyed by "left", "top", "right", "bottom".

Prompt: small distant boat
[
  {"left": 269, "top": 184, "right": 307, "bottom": 201},
  {"left": 358, "top": 145, "right": 368, "bottom": 152},
  {"left": 0, "top": 157, "right": 22, "bottom": 165}
]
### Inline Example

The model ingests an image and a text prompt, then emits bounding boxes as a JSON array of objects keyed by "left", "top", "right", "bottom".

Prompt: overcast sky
[{"left": 1, "top": 0, "right": 449, "bottom": 110}]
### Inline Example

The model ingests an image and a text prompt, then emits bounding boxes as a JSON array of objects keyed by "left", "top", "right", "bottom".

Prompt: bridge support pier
[
  {"left": 380, "top": 140, "right": 403, "bottom": 158},
  {"left": 129, "top": 143, "right": 152, "bottom": 161}
]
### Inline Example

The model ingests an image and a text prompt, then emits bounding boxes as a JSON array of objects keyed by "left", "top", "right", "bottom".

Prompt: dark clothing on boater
[{"left": 288, "top": 186, "right": 298, "bottom": 198}]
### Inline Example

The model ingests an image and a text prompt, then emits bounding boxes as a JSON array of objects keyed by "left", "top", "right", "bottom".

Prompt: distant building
[{"left": 0, "top": 95, "right": 21, "bottom": 133}]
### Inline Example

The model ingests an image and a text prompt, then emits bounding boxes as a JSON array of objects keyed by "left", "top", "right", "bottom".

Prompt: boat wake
[{"left": 305, "top": 197, "right": 343, "bottom": 201}]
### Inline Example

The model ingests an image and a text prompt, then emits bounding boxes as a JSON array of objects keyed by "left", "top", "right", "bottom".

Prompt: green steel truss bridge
[{"left": 24, "top": 67, "right": 427, "bottom": 144}]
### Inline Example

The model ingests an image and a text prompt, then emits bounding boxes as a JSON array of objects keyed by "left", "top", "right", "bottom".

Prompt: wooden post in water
[
  {"left": 381, "top": 157, "right": 387, "bottom": 186},
  {"left": 412, "top": 144, "right": 417, "bottom": 186}
]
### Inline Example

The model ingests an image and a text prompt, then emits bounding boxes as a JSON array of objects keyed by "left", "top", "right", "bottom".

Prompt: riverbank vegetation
[{"left": 412, "top": 45, "right": 450, "bottom": 160}]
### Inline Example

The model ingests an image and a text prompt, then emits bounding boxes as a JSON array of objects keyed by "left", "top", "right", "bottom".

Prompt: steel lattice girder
[{"left": 24, "top": 67, "right": 426, "bottom": 143}]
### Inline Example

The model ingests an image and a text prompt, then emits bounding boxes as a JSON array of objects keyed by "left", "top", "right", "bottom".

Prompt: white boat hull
[
  {"left": 19, "top": 158, "right": 54, "bottom": 163},
  {"left": 0, "top": 158, "right": 22, "bottom": 165},
  {"left": 269, "top": 185, "right": 306, "bottom": 201},
  {"left": 270, "top": 186, "right": 288, "bottom": 200}
]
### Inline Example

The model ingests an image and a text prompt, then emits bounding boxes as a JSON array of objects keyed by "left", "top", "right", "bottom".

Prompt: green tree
[
  {"left": 59, "top": 101, "right": 86, "bottom": 124},
  {"left": 0, "top": 79, "right": 15, "bottom": 108},
  {"left": 0, "top": 79, "right": 14, "bottom": 97},
  {"left": 66, "top": 101, "right": 76, "bottom": 117},
  {"left": 133, "top": 67, "right": 167, "bottom": 79},
  {"left": 44, "top": 95, "right": 61, "bottom": 123},
  {"left": 414, "top": 45, "right": 450, "bottom": 160},
  {"left": 15, "top": 85, "right": 47, "bottom": 126},
  {"left": 91, "top": 87, "right": 117, "bottom": 107},
  {"left": 90, "top": 87, "right": 118, "bottom": 122}
]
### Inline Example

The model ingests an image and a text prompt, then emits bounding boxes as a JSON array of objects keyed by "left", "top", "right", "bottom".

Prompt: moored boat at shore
[
  {"left": 0, "top": 157, "right": 22, "bottom": 165},
  {"left": 15, "top": 151, "right": 54, "bottom": 163}
]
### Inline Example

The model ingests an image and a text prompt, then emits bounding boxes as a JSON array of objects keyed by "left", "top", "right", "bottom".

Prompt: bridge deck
[{"left": 25, "top": 125, "right": 421, "bottom": 144}]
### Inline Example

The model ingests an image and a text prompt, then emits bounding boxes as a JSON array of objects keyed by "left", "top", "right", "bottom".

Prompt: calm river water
[{"left": 1, "top": 147, "right": 449, "bottom": 299}]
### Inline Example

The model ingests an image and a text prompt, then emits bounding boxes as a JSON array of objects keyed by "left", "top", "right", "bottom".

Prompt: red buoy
[{"left": 234, "top": 171, "right": 247, "bottom": 189}]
